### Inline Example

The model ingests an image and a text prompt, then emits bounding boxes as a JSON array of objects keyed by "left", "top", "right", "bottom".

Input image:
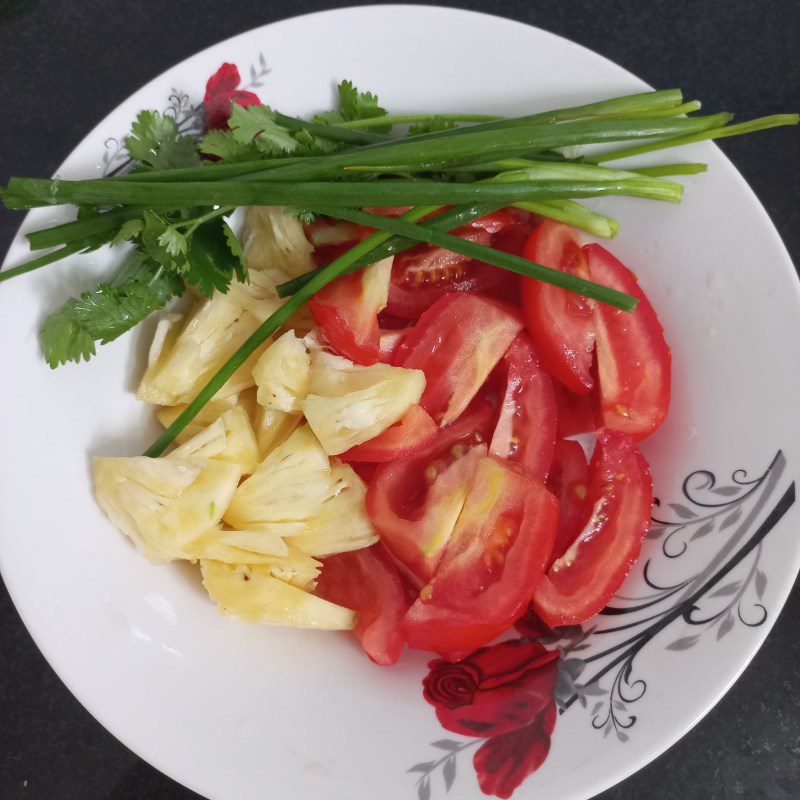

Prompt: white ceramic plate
[{"left": 1, "top": 6, "right": 799, "bottom": 800}]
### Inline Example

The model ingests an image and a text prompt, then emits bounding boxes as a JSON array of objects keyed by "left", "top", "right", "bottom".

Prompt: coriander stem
[
  {"left": 271, "top": 112, "right": 392, "bottom": 144},
  {"left": 180, "top": 205, "right": 236, "bottom": 235},
  {"left": 309, "top": 206, "right": 636, "bottom": 310},
  {"left": 333, "top": 113, "right": 503, "bottom": 128},
  {"left": 143, "top": 207, "right": 433, "bottom": 456}
]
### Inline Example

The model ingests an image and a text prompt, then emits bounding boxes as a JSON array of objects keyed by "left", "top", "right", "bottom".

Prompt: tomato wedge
[
  {"left": 584, "top": 244, "right": 671, "bottom": 440},
  {"left": 489, "top": 333, "right": 557, "bottom": 482},
  {"left": 341, "top": 405, "right": 438, "bottom": 463},
  {"left": 534, "top": 429, "right": 652, "bottom": 627},
  {"left": 304, "top": 217, "right": 370, "bottom": 267},
  {"left": 315, "top": 543, "right": 410, "bottom": 666},
  {"left": 403, "top": 456, "right": 558, "bottom": 660},
  {"left": 386, "top": 210, "right": 529, "bottom": 320},
  {"left": 309, "top": 258, "right": 391, "bottom": 365},
  {"left": 545, "top": 439, "right": 589, "bottom": 566},
  {"left": 395, "top": 293, "right": 523, "bottom": 425},
  {"left": 553, "top": 381, "right": 598, "bottom": 437},
  {"left": 520, "top": 221, "right": 596, "bottom": 394},
  {"left": 366, "top": 400, "right": 496, "bottom": 583}
]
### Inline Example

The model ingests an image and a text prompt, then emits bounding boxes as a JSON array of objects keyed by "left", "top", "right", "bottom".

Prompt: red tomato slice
[
  {"left": 386, "top": 210, "right": 529, "bottom": 320},
  {"left": 366, "top": 400, "right": 497, "bottom": 583},
  {"left": 584, "top": 244, "right": 671, "bottom": 440},
  {"left": 545, "top": 439, "right": 589, "bottom": 566},
  {"left": 553, "top": 381, "right": 599, "bottom": 437},
  {"left": 489, "top": 333, "right": 557, "bottom": 482},
  {"left": 340, "top": 405, "right": 438, "bottom": 463},
  {"left": 395, "top": 293, "right": 523, "bottom": 425},
  {"left": 315, "top": 543, "right": 410, "bottom": 666},
  {"left": 403, "top": 456, "right": 558, "bottom": 660},
  {"left": 534, "top": 429, "right": 653, "bottom": 627},
  {"left": 309, "top": 259, "right": 391, "bottom": 365},
  {"left": 304, "top": 217, "right": 371, "bottom": 267},
  {"left": 520, "top": 221, "right": 597, "bottom": 394}
]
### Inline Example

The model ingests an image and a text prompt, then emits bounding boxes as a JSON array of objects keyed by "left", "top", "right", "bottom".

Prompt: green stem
[
  {"left": 179, "top": 205, "right": 236, "bottom": 235},
  {"left": 633, "top": 163, "right": 708, "bottom": 177},
  {"left": 514, "top": 200, "right": 619, "bottom": 238},
  {"left": 588, "top": 114, "right": 799, "bottom": 163},
  {"left": 3, "top": 177, "right": 683, "bottom": 210},
  {"left": 612, "top": 100, "right": 701, "bottom": 119},
  {"left": 309, "top": 206, "right": 636, "bottom": 310},
  {"left": 143, "top": 207, "right": 431, "bottom": 456},
  {"left": 0, "top": 244, "right": 82, "bottom": 284},
  {"left": 271, "top": 112, "right": 392, "bottom": 144},
  {"left": 334, "top": 113, "right": 503, "bottom": 128},
  {"left": 27, "top": 207, "right": 145, "bottom": 250}
]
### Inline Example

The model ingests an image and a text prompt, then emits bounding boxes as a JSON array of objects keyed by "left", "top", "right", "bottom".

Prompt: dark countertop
[{"left": 1, "top": 2, "right": 798, "bottom": 798}]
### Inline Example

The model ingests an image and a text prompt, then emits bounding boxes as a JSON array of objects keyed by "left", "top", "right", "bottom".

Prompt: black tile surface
[{"left": 1, "top": 2, "right": 798, "bottom": 798}]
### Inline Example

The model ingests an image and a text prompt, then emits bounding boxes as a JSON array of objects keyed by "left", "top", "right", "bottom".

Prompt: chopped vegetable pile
[{"left": 1, "top": 64, "right": 797, "bottom": 671}]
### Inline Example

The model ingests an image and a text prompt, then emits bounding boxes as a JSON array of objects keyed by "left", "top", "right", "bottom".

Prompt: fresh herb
[{"left": 125, "top": 111, "right": 200, "bottom": 170}]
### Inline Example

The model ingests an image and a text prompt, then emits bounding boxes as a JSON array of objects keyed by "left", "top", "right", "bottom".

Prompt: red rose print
[
  {"left": 473, "top": 700, "right": 557, "bottom": 799},
  {"left": 203, "top": 63, "right": 261, "bottom": 131},
  {"left": 422, "top": 638, "right": 560, "bottom": 798},
  {"left": 424, "top": 639, "right": 559, "bottom": 738},
  {"left": 513, "top": 605, "right": 551, "bottom": 639}
]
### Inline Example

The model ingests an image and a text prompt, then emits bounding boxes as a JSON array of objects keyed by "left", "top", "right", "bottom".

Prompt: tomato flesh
[
  {"left": 545, "top": 439, "right": 589, "bottom": 567},
  {"left": 341, "top": 405, "right": 438, "bottom": 463},
  {"left": 520, "top": 221, "right": 596, "bottom": 394},
  {"left": 534, "top": 429, "right": 652, "bottom": 627},
  {"left": 366, "top": 400, "right": 496, "bottom": 583},
  {"left": 395, "top": 293, "right": 523, "bottom": 425},
  {"left": 403, "top": 455, "right": 558, "bottom": 660},
  {"left": 553, "top": 380, "right": 598, "bottom": 437},
  {"left": 489, "top": 332, "right": 557, "bottom": 482},
  {"left": 315, "top": 543, "right": 411, "bottom": 665},
  {"left": 585, "top": 244, "right": 671, "bottom": 440}
]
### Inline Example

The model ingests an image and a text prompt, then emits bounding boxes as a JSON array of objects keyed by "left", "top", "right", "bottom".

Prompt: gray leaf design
[
  {"left": 617, "top": 730, "right": 630, "bottom": 743},
  {"left": 709, "top": 581, "right": 740, "bottom": 598},
  {"left": 669, "top": 503, "right": 696, "bottom": 519},
  {"left": 591, "top": 701, "right": 604, "bottom": 715},
  {"left": 755, "top": 569, "right": 767, "bottom": 599},
  {"left": 259, "top": 53, "right": 267, "bottom": 69},
  {"left": 613, "top": 700, "right": 626, "bottom": 711},
  {"left": 720, "top": 507, "right": 743, "bottom": 530},
  {"left": 717, "top": 613, "right": 735, "bottom": 640},
  {"left": 711, "top": 485, "right": 740, "bottom": 496},
  {"left": 431, "top": 740, "right": 461, "bottom": 751},
  {"left": 408, "top": 762, "right": 435, "bottom": 774},
  {"left": 666, "top": 635, "right": 699, "bottom": 651},
  {"left": 581, "top": 683, "right": 608, "bottom": 696},
  {"left": 250, "top": 64, "right": 256, "bottom": 80},
  {"left": 443, "top": 756, "right": 456, "bottom": 791},
  {"left": 561, "top": 658, "right": 585, "bottom": 679},
  {"left": 604, "top": 721, "right": 613, "bottom": 737},
  {"left": 647, "top": 524, "right": 667, "bottom": 540},
  {"left": 251, "top": 81, "right": 264, "bottom": 88},
  {"left": 690, "top": 520, "right": 715, "bottom": 541},
  {"left": 419, "top": 777, "right": 431, "bottom": 800},
  {"left": 578, "top": 693, "right": 587, "bottom": 708}
]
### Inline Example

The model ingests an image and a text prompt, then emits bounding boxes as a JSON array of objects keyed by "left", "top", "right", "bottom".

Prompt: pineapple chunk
[
  {"left": 93, "top": 456, "right": 241, "bottom": 564},
  {"left": 156, "top": 394, "right": 241, "bottom": 444},
  {"left": 292, "top": 461, "right": 377, "bottom": 557},
  {"left": 242, "top": 206, "right": 315, "bottom": 278},
  {"left": 303, "top": 350, "right": 426, "bottom": 455},
  {"left": 267, "top": 544, "right": 322, "bottom": 590},
  {"left": 280, "top": 301, "right": 316, "bottom": 338},
  {"left": 187, "top": 525, "right": 290, "bottom": 565},
  {"left": 361, "top": 257, "right": 393, "bottom": 313},
  {"left": 226, "top": 267, "right": 290, "bottom": 323},
  {"left": 252, "top": 406, "right": 303, "bottom": 461},
  {"left": 167, "top": 407, "right": 259, "bottom": 475},
  {"left": 224, "top": 425, "right": 331, "bottom": 528},
  {"left": 252, "top": 330, "right": 310, "bottom": 412},
  {"left": 136, "top": 293, "right": 266, "bottom": 405},
  {"left": 200, "top": 560, "right": 354, "bottom": 629}
]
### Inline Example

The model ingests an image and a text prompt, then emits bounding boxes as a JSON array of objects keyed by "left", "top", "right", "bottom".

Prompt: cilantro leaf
[
  {"left": 140, "top": 210, "right": 188, "bottom": 273},
  {"left": 40, "top": 260, "right": 184, "bottom": 367},
  {"left": 110, "top": 218, "right": 145, "bottom": 245},
  {"left": 228, "top": 104, "right": 298, "bottom": 155},
  {"left": 185, "top": 217, "right": 246, "bottom": 295},
  {"left": 408, "top": 117, "right": 458, "bottom": 136},
  {"left": 292, "top": 129, "right": 342, "bottom": 156},
  {"left": 337, "top": 80, "right": 390, "bottom": 132},
  {"left": 125, "top": 110, "right": 201, "bottom": 170},
  {"left": 199, "top": 129, "right": 261, "bottom": 163}
]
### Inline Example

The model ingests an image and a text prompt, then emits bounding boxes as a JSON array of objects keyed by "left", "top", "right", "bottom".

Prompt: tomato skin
[
  {"left": 545, "top": 439, "right": 589, "bottom": 567},
  {"left": 386, "top": 210, "right": 530, "bottom": 320},
  {"left": 403, "top": 456, "right": 558, "bottom": 660},
  {"left": 489, "top": 333, "right": 557, "bottom": 482},
  {"left": 365, "top": 400, "right": 497, "bottom": 584},
  {"left": 520, "top": 221, "right": 597, "bottom": 395},
  {"left": 340, "top": 405, "right": 438, "bottom": 463},
  {"left": 534, "top": 429, "right": 653, "bottom": 627},
  {"left": 310, "top": 259, "right": 391, "bottom": 366},
  {"left": 584, "top": 244, "right": 671, "bottom": 440},
  {"left": 315, "top": 543, "right": 410, "bottom": 666},
  {"left": 395, "top": 292, "right": 523, "bottom": 425}
]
